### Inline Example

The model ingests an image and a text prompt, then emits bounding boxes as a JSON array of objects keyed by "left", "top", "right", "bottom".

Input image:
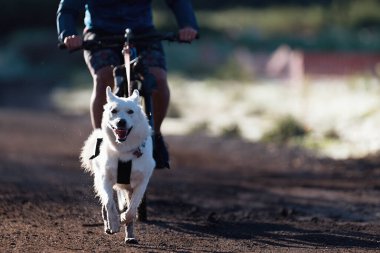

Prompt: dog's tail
[{"left": 80, "top": 129, "right": 102, "bottom": 174}]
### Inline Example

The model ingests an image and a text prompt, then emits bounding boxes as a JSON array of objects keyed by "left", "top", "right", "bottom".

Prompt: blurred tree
[
  {"left": 1, "top": 0, "right": 58, "bottom": 35},
  {"left": 190, "top": 0, "right": 333, "bottom": 9},
  {"left": 2, "top": 0, "right": 378, "bottom": 36}
]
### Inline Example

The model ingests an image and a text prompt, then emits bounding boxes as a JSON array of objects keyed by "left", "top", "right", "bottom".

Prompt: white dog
[{"left": 80, "top": 86, "right": 155, "bottom": 244}]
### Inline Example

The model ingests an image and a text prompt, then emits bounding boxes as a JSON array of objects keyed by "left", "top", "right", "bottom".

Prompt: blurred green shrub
[
  {"left": 188, "top": 121, "right": 210, "bottom": 134},
  {"left": 262, "top": 116, "right": 308, "bottom": 143},
  {"left": 220, "top": 124, "right": 242, "bottom": 138}
]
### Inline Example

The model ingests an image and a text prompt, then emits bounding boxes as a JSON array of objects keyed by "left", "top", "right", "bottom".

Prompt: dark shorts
[{"left": 83, "top": 29, "right": 166, "bottom": 75}]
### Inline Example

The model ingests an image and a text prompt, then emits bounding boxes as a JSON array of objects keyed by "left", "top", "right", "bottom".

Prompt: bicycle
[{"left": 59, "top": 28, "right": 198, "bottom": 222}]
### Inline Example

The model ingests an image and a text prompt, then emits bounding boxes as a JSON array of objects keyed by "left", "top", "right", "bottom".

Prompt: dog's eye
[
  {"left": 127, "top": 109, "right": 134, "bottom": 115},
  {"left": 111, "top": 109, "right": 118, "bottom": 114}
]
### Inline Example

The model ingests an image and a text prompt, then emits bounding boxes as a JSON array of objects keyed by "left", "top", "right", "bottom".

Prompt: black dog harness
[
  {"left": 89, "top": 138, "right": 143, "bottom": 184},
  {"left": 117, "top": 160, "right": 132, "bottom": 184}
]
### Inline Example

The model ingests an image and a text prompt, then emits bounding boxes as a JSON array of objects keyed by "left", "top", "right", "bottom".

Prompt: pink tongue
[{"left": 115, "top": 129, "right": 127, "bottom": 139}]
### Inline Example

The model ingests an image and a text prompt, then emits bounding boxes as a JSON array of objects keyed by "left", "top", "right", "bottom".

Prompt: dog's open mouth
[{"left": 112, "top": 126, "right": 133, "bottom": 142}]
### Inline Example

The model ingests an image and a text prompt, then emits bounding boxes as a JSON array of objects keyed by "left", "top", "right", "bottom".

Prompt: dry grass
[{"left": 51, "top": 75, "right": 380, "bottom": 159}]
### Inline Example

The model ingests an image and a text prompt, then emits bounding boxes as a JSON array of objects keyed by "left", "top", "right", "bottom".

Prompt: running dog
[{"left": 80, "top": 86, "right": 155, "bottom": 244}]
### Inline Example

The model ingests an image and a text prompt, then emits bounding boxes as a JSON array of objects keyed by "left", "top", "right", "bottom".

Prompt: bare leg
[
  {"left": 149, "top": 67, "right": 170, "bottom": 134},
  {"left": 90, "top": 66, "right": 114, "bottom": 129}
]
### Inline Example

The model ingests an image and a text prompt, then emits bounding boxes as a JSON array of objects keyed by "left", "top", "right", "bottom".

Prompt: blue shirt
[{"left": 57, "top": 0, "right": 198, "bottom": 41}]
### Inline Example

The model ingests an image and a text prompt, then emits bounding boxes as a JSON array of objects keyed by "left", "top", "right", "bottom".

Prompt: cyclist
[{"left": 56, "top": 0, "right": 199, "bottom": 169}]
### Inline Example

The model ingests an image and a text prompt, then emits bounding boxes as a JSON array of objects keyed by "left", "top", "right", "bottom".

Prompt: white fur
[{"left": 80, "top": 87, "right": 155, "bottom": 243}]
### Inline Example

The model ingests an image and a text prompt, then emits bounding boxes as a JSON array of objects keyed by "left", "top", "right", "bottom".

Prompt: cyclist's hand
[
  {"left": 63, "top": 35, "right": 83, "bottom": 50},
  {"left": 178, "top": 27, "right": 198, "bottom": 42}
]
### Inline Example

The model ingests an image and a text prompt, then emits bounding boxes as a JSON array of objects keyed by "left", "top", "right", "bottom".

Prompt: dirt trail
[{"left": 0, "top": 108, "right": 380, "bottom": 252}]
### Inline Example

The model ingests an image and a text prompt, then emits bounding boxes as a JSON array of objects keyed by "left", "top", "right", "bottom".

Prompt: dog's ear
[
  {"left": 106, "top": 86, "right": 117, "bottom": 103},
  {"left": 130, "top": 89, "right": 140, "bottom": 103}
]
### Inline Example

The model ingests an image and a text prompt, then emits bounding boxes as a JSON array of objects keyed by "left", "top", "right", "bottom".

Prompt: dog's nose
[{"left": 116, "top": 119, "right": 127, "bottom": 128}]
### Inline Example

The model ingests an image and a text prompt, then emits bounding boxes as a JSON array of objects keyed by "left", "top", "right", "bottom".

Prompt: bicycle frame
[
  {"left": 113, "top": 29, "right": 157, "bottom": 138},
  {"left": 114, "top": 28, "right": 197, "bottom": 221},
  {"left": 120, "top": 29, "right": 156, "bottom": 222}
]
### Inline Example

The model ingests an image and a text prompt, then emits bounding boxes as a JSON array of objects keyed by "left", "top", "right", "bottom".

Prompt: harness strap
[
  {"left": 89, "top": 138, "right": 144, "bottom": 160},
  {"left": 89, "top": 137, "right": 145, "bottom": 185},
  {"left": 117, "top": 160, "right": 132, "bottom": 184},
  {"left": 89, "top": 138, "right": 103, "bottom": 160}
]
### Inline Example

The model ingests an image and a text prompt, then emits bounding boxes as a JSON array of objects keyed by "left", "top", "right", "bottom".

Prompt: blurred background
[{"left": 1, "top": 0, "right": 380, "bottom": 159}]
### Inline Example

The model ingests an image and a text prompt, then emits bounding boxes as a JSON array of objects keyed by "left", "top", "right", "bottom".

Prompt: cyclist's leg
[
  {"left": 138, "top": 40, "right": 168, "bottom": 133},
  {"left": 84, "top": 48, "right": 122, "bottom": 129},
  {"left": 138, "top": 42, "right": 170, "bottom": 169},
  {"left": 149, "top": 67, "right": 170, "bottom": 134},
  {"left": 150, "top": 67, "right": 171, "bottom": 169},
  {"left": 90, "top": 66, "right": 114, "bottom": 129},
  {"left": 83, "top": 30, "right": 123, "bottom": 129}
]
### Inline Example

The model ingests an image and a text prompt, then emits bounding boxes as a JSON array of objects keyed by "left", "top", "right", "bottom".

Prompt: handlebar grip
[
  {"left": 58, "top": 42, "right": 67, "bottom": 50},
  {"left": 176, "top": 33, "right": 200, "bottom": 43},
  {"left": 57, "top": 42, "right": 84, "bottom": 52}
]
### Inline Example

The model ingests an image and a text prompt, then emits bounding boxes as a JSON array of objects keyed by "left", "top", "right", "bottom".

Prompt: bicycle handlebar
[{"left": 58, "top": 31, "right": 199, "bottom": 51}]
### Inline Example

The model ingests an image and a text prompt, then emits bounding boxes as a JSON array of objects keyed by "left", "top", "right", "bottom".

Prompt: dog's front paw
[
  {"left": 104, "top": 220, "right": 120, "bottom": 235},
  {"left": 105, "top": 228, "right": 119, "bottom": 235},
  {"left": 125, "top": 237, "right": 138, "bottom": 244},
  {"left": 104, "top": 203, "right": 120, "bottom": 234}
]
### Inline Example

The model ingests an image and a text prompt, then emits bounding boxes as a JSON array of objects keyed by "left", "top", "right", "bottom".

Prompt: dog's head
[{"left": 102, "top": 86, "right": 149, "bottom": 144}]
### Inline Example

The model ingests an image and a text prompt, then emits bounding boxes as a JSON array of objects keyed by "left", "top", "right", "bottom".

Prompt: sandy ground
[{"left": 1, "top": 108, "right": 380, "bottom": 252}]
